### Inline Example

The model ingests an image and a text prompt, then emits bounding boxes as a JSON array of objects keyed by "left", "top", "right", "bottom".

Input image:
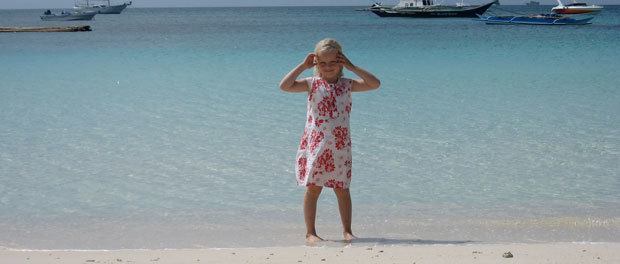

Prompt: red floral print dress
[{"left": 296, "top": 77, "right": 353, "bottom": 189}]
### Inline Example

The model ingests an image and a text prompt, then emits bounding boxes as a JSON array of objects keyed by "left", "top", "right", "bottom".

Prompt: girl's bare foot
[
  {"left": 343, "top": 232, "right": 357, "bottom": 241},
  {"left": 306, "top": 234, "right": 324, "bottom": 244}
]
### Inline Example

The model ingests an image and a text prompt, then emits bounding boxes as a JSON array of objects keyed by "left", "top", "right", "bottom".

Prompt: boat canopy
[{"left": 395, "top": 0, "right": 436, "bottom": 8}]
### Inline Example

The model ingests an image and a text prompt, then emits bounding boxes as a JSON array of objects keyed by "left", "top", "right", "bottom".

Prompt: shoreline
[
  {"left": 3, "top": 214, "right": 618, "bottom": 250},
  {"left": 2, "top": 242, "right": 619, "bottom": 264}
]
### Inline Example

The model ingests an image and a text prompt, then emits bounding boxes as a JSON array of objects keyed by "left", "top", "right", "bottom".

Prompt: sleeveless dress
[{"left": 295, "top": 76, "right": 353, "bottom": 189}]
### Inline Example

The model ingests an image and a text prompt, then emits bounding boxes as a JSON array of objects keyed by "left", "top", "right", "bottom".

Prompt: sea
[{"left": 0, "top": 5, "right": 619, "bottom": 250}]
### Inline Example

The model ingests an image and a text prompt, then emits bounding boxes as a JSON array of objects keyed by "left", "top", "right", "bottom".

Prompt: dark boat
[
  {"left": 0, "top": 25, "right": 91, "bottom": 32},
  {"left": 371, "top": 0, "right": 497, "bottom": 18}
]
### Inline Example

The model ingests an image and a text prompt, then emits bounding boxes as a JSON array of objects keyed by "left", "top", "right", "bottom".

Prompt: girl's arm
[
  {"left": 337, "top": 52, "right": 380, "bottom": 92},
  {"left": 279, "top": 53, "right": 315, "bottom": 93}
]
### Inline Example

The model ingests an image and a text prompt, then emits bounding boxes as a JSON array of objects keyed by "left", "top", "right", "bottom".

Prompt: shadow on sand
[{"left": 326, "top": 237, "right": 476, "bottom": 245}]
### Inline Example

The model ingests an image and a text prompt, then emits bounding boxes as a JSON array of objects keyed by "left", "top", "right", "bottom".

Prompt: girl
[{"left": 279, "top": 38, "right": 380, "bottom": 243}]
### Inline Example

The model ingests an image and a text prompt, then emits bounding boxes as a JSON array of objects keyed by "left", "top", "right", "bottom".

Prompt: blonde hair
[{"left": 313, "top": 38, "right": 344, "bottom": 78}]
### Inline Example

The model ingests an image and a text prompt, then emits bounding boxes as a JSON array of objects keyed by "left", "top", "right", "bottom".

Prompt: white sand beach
[{"left": 2, "top": 242, "right": 619, "bottom": 264}]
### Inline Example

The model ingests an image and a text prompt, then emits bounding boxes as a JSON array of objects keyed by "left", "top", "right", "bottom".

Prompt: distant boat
[
  {"left": 41, "top": 10, "right": 97, "bottom": 21},
  {"left": 526, "top": 1, "right": 540, "bottom": 6},
  {"left": 0, "top": 25, "right": 92, "bottom": 32},
  {"left": 551, "top": 0, "right": 603, "bottom": 14},
  {"left": 356, "top": 2, "right": 383, "bottom": 11},
  {"left": 74, "top": 0, "right": 132, "bottom": 14},
  {"left": 477, "top": 13, "right": 594, "bottom": 25},
  {"left": 370, "top": 0, "right": 498, "bottom": 18}
]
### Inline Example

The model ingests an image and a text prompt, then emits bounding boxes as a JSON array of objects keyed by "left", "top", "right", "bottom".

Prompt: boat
[
  {"left": 40, "top": 10, "right": 97, "bottom": 21},
  {"left": 74, "top": 0, "right": 132, "bottom": 14},
  {"left": 551, "top": 0, "right": 603, "bottom": 14},
  {"left": 370, "top": 0, "right": 498, "bottom": 18},
  {"left": 0, "top": 25, "right": 91, "bottom": 32},
  {"left": 477, "top": 13, "right": 594, "bottom": 25},
  {"left": 525, "top": 1, "right": 540, "bottom": 6},
  {"left": 356, "top": 2, "right": 383, "bottom": 11}
]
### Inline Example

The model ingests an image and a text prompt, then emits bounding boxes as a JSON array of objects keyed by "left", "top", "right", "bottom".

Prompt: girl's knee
[
  {"left": 306, "top": 186, "right": 323, "bottom": 197},
  {"left": 333, "top": 188, "right": 350, "bottom": 196}
]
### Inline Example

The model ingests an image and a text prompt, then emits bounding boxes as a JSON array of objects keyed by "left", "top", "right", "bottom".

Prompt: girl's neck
[{"left": 321, "top": 76, "right": 339, "bottom": 84}]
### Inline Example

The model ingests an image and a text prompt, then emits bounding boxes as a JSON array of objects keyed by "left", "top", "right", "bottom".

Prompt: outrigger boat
[
  {"left": 371, "top": 0, "right": 497, "bottom": 18},
  {"left": 477, "top": 13, "right": 594, "bottom": 25},
  {"left": 551, "top": 0, "right": 602, "bottom": 14},
  {"left": 41, "top": 10, "right": 97, "bottom": 21}
]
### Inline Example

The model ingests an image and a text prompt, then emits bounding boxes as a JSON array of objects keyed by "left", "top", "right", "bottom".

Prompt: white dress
[{"left": 295, "top": 76, "right": 353, "bottom": 189}]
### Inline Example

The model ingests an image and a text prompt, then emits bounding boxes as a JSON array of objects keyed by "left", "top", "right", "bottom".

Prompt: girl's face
[{"left": 315, "top": 50, "right": 341, "bottom": 80}]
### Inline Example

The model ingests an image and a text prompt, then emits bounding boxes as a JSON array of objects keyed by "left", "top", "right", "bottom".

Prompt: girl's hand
[
  {"left": 337, "top": 51, "right": 355, "bottom": 70},
  {"left": 302, "top": 53, "right": 316, "bottom": 70}
]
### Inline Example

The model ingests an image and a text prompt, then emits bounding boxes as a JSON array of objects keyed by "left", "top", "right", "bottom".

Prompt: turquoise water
[{"left": 1, "top": 6, "right": 619, "bottom": 249}]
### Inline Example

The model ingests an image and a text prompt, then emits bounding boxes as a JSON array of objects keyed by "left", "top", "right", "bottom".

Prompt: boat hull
[
  {"left": 551, "top": 7, "right": 603, "bottom": 14},
  {"left": 371, "top": 1, "right": 495, "bottom": 18},
  {"left": 75, "top": 3, "right": 129, "bottom": 14},
  {"left": 41, "top": 12, "right": 96, "bottom": 21},
  {"left": 0, "top": 26, "right": 91, "bottom": 32}
]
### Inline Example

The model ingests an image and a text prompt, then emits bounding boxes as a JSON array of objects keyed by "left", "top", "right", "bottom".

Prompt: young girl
[{"left": 279, "top": 38, "right": 380, "bottom": 243}]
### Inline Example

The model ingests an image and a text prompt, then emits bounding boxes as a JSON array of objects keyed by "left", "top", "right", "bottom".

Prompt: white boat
[
  {"left": 551, "top": 0, "right": 603, "bottom": 14},
  {"left": 41, "top": 10, "right": 97, "bottom": 21},
  {"left": 74, "top": 0, "right": 132, "bottom": 14}
]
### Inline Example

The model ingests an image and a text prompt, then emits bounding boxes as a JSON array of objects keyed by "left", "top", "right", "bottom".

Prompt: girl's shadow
[{"left": 329, "top": 237, "right": 476, "bottom": 245}]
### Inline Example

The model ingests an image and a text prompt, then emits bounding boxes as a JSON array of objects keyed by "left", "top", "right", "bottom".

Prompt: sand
[{"left": 1, "top": 242, "right": 619, "bottom": 264}]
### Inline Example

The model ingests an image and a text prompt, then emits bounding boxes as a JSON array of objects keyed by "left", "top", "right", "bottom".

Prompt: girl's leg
[
  {"left": 334, "top": 188, "right": 356, "bottom": 241},
  {"left": 304, "top": 185, "right": 323, "bottom": 243}
]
